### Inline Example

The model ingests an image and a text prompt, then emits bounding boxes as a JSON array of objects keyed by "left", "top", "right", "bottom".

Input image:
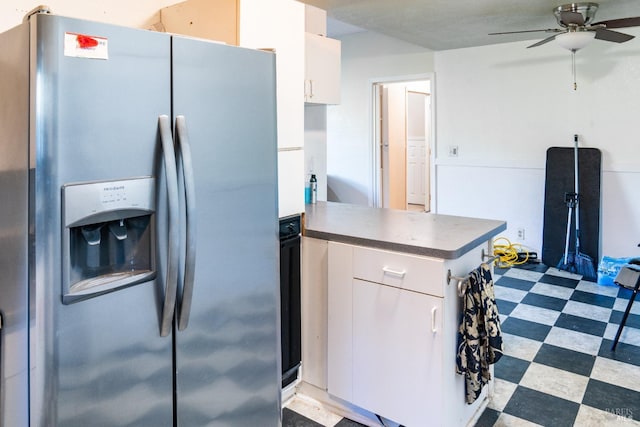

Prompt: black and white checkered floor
[{"left": 284, "top": 263, "right": 640, "bottom": 427}]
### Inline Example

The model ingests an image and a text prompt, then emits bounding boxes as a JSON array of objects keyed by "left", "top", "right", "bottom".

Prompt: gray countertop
[{"left": 304, "top": 202, "right": 507, "bottom": 259}]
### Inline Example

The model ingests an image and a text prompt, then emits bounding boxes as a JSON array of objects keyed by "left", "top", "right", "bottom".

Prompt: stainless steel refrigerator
[{"left": 0, "top": 11, "right": 281, "bottom": 427}]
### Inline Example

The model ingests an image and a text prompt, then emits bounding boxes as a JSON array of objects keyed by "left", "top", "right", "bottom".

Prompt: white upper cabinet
[
  {"left": 305, "top": 33, "right": 341, "bottom": 105},
  {"left": 160, "top": 0, "right": 240, "bottom": 45},
  {"left": 239, "top": 0, "right": 305, "bottom": 150},
  {"left": 303, "top": 3, "right": 341, "bottom": 105}
]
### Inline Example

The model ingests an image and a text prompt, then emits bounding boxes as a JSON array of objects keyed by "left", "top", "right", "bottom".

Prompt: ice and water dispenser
[{"left": 62, "top": 177, "right": 156, "bottom": 304}]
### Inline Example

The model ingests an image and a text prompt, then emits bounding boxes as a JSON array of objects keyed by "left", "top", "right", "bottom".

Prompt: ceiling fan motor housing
[{"left": 554, "top": 2, "right": 599, "bottom": 27}]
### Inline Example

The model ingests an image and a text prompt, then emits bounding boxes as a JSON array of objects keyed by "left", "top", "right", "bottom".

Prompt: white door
[
  {"left": 384, "top": 84, "right": 407, "bottom": 210},
  {"left": 406, "top": 91, "right": 427, "bottom": 205}
]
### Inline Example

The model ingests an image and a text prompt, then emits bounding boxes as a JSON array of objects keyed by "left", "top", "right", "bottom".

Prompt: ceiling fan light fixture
[{"left": 555, "top": 30, "right": 596, "bottom": 51}]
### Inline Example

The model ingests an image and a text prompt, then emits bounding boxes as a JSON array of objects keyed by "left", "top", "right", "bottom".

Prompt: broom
[{"left": 557, "top": 135, "right": 597, "bottom": 280}]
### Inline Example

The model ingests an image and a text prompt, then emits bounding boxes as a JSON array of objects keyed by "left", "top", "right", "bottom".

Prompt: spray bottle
[{"left": 309, "top": 174, "right": 317, "bottom": 204}]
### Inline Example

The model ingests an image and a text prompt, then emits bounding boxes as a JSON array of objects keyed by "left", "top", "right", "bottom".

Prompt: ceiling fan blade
[
  {"left": 592, "top": 17, "right": 640, "bottom": 29},
  {"left": 594, "top": 28, "right": 635, "bottom": 43},
  {"left": 560, "top": 11, "right": 585, "bottom": 26},
  {"left": 527, "top": 34, "right": 558, "bottom": 48},
  {"left": 489, "top": 29, "right": 560, "bottom": 35}
]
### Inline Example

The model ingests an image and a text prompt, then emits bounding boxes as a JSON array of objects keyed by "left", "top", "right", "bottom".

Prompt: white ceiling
[{"left": 297, "top": 0, "right": 640, "bottom": 50}]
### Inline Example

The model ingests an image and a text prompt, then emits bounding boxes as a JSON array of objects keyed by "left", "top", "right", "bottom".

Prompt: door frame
[{"left": 369, "top": 72, "right": 436, "bottom": 211}]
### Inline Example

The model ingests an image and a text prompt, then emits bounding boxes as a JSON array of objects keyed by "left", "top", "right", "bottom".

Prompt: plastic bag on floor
[{"left": 597, "top": 256, "right": 634, "bottom": 286}]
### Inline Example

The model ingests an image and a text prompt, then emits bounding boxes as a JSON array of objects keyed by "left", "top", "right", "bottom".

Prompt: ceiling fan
[{"left": 490, "top": 2, "right": 640, "bottom": 51}]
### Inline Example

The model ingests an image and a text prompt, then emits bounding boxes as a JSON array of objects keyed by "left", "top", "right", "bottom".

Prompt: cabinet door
[
  {"left": 305, "top": 33, "right": 341, "bottom": 104},
  {"left": 278, "top": 150, "right": 305, "bottom": 218},
  {"left": 240, "top": 0, "right": 305, "bottom": 150},
  {"left": 160, "top": 0, "right": 239, "bottom": 45},
  {"left": 352, "top": 279, "right": 444, "bottom": 427}
]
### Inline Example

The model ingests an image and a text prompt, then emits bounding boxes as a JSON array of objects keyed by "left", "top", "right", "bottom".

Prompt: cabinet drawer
[{"left": 352, "top": 246, "right": 444, "bottom": 297}]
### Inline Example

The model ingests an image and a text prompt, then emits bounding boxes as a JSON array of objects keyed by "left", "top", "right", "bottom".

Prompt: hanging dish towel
[{"left": 455, "top": 263, "right": 503, "bottom": 404}]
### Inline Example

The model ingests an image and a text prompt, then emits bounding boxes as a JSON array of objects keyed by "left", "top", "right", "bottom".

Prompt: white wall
[
  {"left": 305, "top": 105, "right": 328, "bottom": 201},
  {"left": 326, "top": 31, "right": 434, "bottom": 205},
  {"left": 434, "top": 30, "right": 640, "bottom": 258},
  {"left": 0, "top": 1, "right": 178, "bottom": 33}
]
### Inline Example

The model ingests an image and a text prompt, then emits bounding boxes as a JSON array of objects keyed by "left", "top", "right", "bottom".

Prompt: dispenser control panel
[
  {"left": 61, "top": 177, "right": 156, "bottom": 304},
  {"left": 63, "top": 177, "right": 155, "bottom": 227}
]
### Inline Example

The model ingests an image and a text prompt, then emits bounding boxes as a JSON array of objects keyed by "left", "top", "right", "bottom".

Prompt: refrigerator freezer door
[
  {"left": 29, "top": 15, "right": 174, "bottom": 426},
  {"left": 171, "top": 38, "right": 281, "bottom": 426},
  {"left": 0, "top": 21, "right": 30, "bottom": 427}
]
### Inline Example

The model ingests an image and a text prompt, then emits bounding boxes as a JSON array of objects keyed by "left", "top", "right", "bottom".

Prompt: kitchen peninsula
[{"left": 300, "top": 202, "right": 506, "bottom": 427}]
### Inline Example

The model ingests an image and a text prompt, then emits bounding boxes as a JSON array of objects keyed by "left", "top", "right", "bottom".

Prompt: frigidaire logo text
[{"left": 103, "top": 185, "right": 125, "bottom": 192}]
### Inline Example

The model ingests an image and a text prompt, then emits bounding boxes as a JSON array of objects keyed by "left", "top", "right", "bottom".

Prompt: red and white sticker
[{"left": 64, "top": 32, "right": 108, "bottom": 60}]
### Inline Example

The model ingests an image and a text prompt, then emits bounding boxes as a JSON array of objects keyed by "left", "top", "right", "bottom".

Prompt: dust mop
[{"left": 557, "top": 135, "right": 597, "bottom": 279}]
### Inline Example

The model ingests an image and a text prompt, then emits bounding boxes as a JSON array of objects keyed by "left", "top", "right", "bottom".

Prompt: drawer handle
[
  {"left": 431, "top": 307, "right": 438, "bottom": 333},
  {"left": 382, "top": 267, "right": 406, "bottom": 278}
]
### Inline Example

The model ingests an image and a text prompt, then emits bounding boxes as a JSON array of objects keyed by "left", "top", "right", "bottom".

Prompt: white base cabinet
[
  {"left": 353, "top": 279, "right": 444, "bottom": 426},
  {"left": 326, "top": 241, "right": 489, "bottom": 427}
]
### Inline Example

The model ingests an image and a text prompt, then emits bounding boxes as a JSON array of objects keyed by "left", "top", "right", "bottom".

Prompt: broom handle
[
  {"left": 563, "top": 205, "right": 573, "bottom": 265},
  {"left": 573, "top": 134, "right": 581, "bottom": 252}
]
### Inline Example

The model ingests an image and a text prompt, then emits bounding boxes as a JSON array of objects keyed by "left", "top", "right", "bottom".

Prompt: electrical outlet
[
  {"left": 448, "top": 145, "right": 459, "bottom": 157},
  {"left": 517, "top": 228, "right": 525, "bottom": 240}
]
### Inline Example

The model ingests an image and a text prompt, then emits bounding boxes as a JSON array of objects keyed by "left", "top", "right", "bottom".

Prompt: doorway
[{"left": 374, "top": 78, "right": 432, "bottom": 212}]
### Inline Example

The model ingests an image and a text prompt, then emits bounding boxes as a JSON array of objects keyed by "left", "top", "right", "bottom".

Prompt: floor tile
[
  {"left": 501, "top": 317, "right": 551, "bottom": 342},
  {"left": 475, "top": 408, "right": 501, "bottom": 427},
  {"left": 538, "top": 273, "right": 580, "bottom": 289},
  {"left": 494, "top": 355, "right": 530, "bottom": 384},
  {"left": 570, "top": 290, "right": 615, "bottom": 309},
  {"left": 590, "top": 357, "right": 640, "bottom": 393},
  {"left": 488, "top": 379, "right": 518, "bottom": 412},
  {"left": 562, "top": 300, "right": 612, "bottom": 323},
  {"left": 520, "top": 293, "right": 567, "bottom": 312},
  {"left": 529, "top": 282, "right": 574, "bottom": 300},
  {"left": 533, "top": 343, "right": 595, "bottom": 377},
  {"left": 599, "top": 339, "right": 640, "bottom": 367},
  {"left": 508, "top": 303, "right": 560, "bottom": 326},
  {"left": 518, "top": 362, "right": 589, "bottom": 403},
  {"left": 494, "top": 266, "right": 510, "bottom": 276},
  {"left": 334, "top": 418, "right": 368, "bottom": 427},
  {"left": 501, "top": 333, "right": 542, "bottom": 362},
  {"left": 500, "top": 268, "right": 545, "bottom": 283},
  {"left": 618, "top": 286, "right": 635, "bottom": 297},
  {"left": 494, "top": 286, "right": 527, "bottom": 303},
  {"left": 496, "top": 299, "right": 518, "bottom": 316},
  {"left": 495, "top": 276, "right": 536, "bottom": 292},
  {"left": 515, "top": 262, "right": 549, "bottom": 273},
  {"left": 493, "top": 412, "right": 544, "bottom": 426},
  {"left": 575, "top": 281, "right": 620, "bottom": 297},
  {"left": 582, "top": 379, "right": 640, "bottom": 421},
  {"left": 574, "top": 404, "right": 640, "bottom": 427},
  {"left": 609, "top": 311, "right": 640, "bottom": 329},
  {"left": 554, "top": 313, "right": 608, "bottom": 337},
  {"left": 502, "top": 386, "right": 580, "bottom": 427},
  {"left": 604, "top": 323, "right": 640, "bottom": 347},
  {"left": 285, "top": 398, "right": 343, "bottom": 427},
  {"left": 282, "top": 407, "right": 324, "bottom": 427},
  {"left": 543, "top": 267, "right": 583, "bottom": 280},
  {"left": 613, "top": 296, "right": 640, "bottom": 315},
  {"left": 544, "top": 327, "right": 603, "bottom": 356}
]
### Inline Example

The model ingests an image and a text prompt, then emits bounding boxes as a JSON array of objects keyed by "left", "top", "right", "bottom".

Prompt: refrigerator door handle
[
  {"left": 158, "top": 115, "right": 180, "bottom": 337},
  {"left": 176, "top": 116, "right": 197, "bottom": 331}
]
